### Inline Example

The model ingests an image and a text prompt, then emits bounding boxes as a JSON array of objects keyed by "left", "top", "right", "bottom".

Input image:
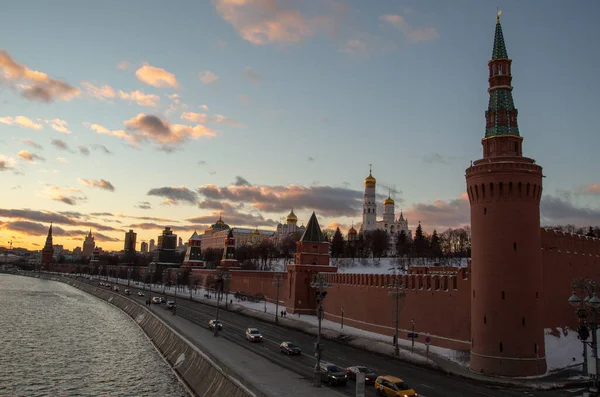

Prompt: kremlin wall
[{"left": 39, "top": 15, "right": 600, "bottom": 378}]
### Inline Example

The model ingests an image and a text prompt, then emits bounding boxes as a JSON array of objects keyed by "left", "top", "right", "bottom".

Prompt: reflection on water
[{"left": 0, "top": 274, "right": 189, "bottom": 397}]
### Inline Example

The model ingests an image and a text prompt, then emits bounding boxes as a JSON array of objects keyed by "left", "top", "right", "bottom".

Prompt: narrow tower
[
  {"left": 362, "top": 165, "right": 377, "bottom": 231},
  {"left": 383, "top": 191, "right": 395, "bottom": 223},
  {"left": 41, "top": 222, "right": 54, "bottom": 269},
  {"left": 466, "top": 12, "right": 546, "bottom": 377}
]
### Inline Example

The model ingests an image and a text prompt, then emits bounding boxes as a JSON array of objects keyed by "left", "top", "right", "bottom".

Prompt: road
[{"left": 93, "top": 277, "right": 578, "bottom": 397}]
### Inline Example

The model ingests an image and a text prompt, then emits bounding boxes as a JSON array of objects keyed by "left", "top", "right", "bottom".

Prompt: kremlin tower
[
  {"left": 362, "top": 166, "right": 377, "bottom": 231},
  {"left": 41, "top": 223, "right": 54, "bottom": 269},
  {"left": 466, "top": 12, "right": 546, "bottom": 376}
]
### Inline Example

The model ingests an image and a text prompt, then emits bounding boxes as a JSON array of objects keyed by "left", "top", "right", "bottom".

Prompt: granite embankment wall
[{"left": 21, "top": 273, "right": 257, "bottom": 397}]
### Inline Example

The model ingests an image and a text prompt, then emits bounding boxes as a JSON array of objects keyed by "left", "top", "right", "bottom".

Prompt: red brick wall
[{"left": 319, "top": 269, "right": 472, "bottom": 350}]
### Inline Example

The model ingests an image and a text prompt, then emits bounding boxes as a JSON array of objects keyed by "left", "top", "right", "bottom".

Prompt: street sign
[
  {"left": 356, "top": 373, "right": 365, "bottom": 397},
  {"left": 425, "top": 336, "right": 431, "bottom": 344},
  {"left": 408, "top": 332, "right": 419, "bottom": 338}
]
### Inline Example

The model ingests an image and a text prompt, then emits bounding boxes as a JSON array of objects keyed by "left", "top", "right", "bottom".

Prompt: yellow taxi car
[{"left": 374, "top": 375, "right": 418, "bottom": 396}]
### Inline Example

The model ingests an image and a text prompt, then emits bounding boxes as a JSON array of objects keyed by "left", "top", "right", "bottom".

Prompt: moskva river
[{"left": 0, "top": 274, "right": 189, "bottom": 397}]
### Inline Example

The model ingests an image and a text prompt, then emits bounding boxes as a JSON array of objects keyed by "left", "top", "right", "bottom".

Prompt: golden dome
[
  {"left": 286, "top": 209, "right": 298, "bottom": 223},
  {"left": 384, "top": 192, "right": 394, "bottom": 205},
  {"left": 364, "top": 165, "right": 376, "bottom": 186},
  {"left": 348, "top": 226, "right": 357, "bottom": 235}
]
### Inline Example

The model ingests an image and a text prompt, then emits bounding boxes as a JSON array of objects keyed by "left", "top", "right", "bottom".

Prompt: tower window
[
  {"left": 500, "top": 342, "right": 503, "bottom": 353},
  {"left": 514, "top": 242, "right": 517, "bottom": 251},
  {"left": 499, "top": 182, "right": 503, "bottom": 197},
  {"left": 481, "top": 184, "right": 486, "bottom": 199},
  {"left": 509, "top": 182, "right": 513, "bottom": 195},
  {"left": 490, "top": 183, "right": 494, "bottom": 197},
  {"left": 483, "top": 207, "right": 487, "bottom": 215},
  {"left": 518, "top": 182, "right": 522, "bottom": 197},
  {"left": 514, "top": 142, "right": 518, "bottom": 153},
  {"left": 536, "top": 292, "right": 539, "bottom": 300},
  {"left": 534, "top": 344, "right": 538, "bottom": 354},
  {"left": 484, "top": 316, "right": 487, "bottom": 324},
  {"left": 522, "top": 317, "right": 526, "bottom": 327},
  {"left": 473, "top": 290, "right": 475, "bottom": 298},
  {"left": 501, "top": 291, "right": 505, "bottom": 300}
]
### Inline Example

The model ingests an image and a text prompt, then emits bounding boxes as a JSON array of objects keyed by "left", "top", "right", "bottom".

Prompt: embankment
[{"left": 15, "top": 272, "right": 257, "bottom": 397}]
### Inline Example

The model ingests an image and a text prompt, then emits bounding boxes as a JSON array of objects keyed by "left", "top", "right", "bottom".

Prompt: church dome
[
  {"left": 348, "top": 226, "right": 357, "bottom": 235},
  {"left": 212, "top": 215, "right": 230, "bottom": 231},
  {"left": 364, "top": 169, "right": 376, "bottom": 187},
  {"left": 286, "top": 209, "right": 298, "bottom": 223},
  {"left": 384, "top": 193, "right": 394, "bottom": 205}
]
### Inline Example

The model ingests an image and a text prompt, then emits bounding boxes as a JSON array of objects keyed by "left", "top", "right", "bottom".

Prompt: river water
[{"left": 0, "top": 274, "right": 190, "bottom": 397}]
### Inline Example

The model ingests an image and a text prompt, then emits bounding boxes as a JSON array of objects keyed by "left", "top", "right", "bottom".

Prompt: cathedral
[{"left": 356, "top": 166, "right": 411, "bottom": 238}]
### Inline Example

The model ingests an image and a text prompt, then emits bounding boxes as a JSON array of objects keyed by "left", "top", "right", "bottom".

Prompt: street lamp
[
  {"left": 173, "top": 271, "right": 180, "bottom": 315},
  {"left": 162, "top": 269, "right": 168, "bottom": 294},
  {"left": 310, "top": 272, "right": 332, "bottom": 388},
  {"left": 569, "top": 278, "right": 600, "bottom": 392},
  {"left": 127, "top": 266, "right": 133, "bottom": 287},
  {"left": 341, "top": 307, "right": 344, "bottom": 329},
  {"left": 213, "top": 273, "right": 229, "bottom": 337},
  {"left": 388, "top": 272, "right": 406, "bottom": 357},
  {"left": 273, "top": 274, "right": 283, "bottom": 324}
]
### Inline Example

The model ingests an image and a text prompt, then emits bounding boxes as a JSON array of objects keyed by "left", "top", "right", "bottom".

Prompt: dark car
[
  {"left": 346, "top": 366, "right": 377, "bottom": 384},
  {"left": 318, "top": 363, "right": 347, "bottom": 386},
  {"left": 208, "top": 320, "right": 223, "bottom": 330},
  {"left": 279, "top": 341, "right": 302, "bottom": 355}
]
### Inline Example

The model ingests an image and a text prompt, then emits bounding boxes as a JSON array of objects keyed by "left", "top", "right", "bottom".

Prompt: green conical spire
[{"left": 492, "top": 11, "right": 508, "bottom": 59}]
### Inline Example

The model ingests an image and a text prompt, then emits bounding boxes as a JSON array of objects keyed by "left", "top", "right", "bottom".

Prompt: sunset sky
[{"left": 1, "top": 0, "right": 599, "bottom": 251}]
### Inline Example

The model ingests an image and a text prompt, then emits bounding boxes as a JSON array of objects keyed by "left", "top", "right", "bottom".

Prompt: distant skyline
[{"left": 1, "top": 1, "right": 599, "bottom": 251}]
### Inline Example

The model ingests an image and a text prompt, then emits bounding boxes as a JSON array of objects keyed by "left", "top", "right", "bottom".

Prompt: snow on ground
[{"left": 544, "top": 327, "right": 587, "bottom": 372}]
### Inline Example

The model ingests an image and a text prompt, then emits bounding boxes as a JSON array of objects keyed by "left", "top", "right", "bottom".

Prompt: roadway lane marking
[{"left": 419, "top": 384, "right": 434, "bottom": 389}]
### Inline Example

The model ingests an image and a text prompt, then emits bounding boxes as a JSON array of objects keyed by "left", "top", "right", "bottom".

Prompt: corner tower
[
  {"left": 466, "top": 12, "right": 546, "bottom": 377},
  {"left": 362, "top": 165, "right": 377, "bottom": 231},
  {"left": 41, "top": 222, "right": 54, "bottom": 269}
]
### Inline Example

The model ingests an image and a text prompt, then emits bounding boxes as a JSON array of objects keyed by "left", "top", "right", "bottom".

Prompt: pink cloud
[
  {"left": 80, "top": 81, "right": 117, "bottom": 101},
  {"left": 200, "top": 71, "right": 219, "bottom": 84},
  {"left": 0, "top": 116, "right": 43, "bottom": 130},
  {"left": 18, "top": 150, "right": 45, "bottom": 163},
  {"left": 403, "top": 194, "right": 470, "bottom": 232},
  {"left": 118, "top": 90, "right": 160, "bottom": 107},
  {"left": 135, "top": 63, "right": 180, "bottom": 88}
]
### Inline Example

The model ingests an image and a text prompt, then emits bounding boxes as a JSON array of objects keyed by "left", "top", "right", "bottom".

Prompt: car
[
  {"left": 124, "top": 289, "right": 131, "bottom": 295},
  {"left": 208, "top": 320, "right": 223, "bottom": 330},
  {"left": 151, "top": 297, "right": 161, "bottom": 304},
  {"left": 318, "top": 362, "right": 347, "bottom": 386},
  {"left": 374, "top": 375, "right": 417, "bottom": 396},
  {"left": 113, "top": 286, "right": 120, "bottom": 292},
  {"left": 159, "top": 297, "right": 166, "bottom": 303},
  {"left": 166, "top": 301, "right": 175, "bottom": 310},
  {"left": 137, "top": 291, "right": 145, "bottom": 297},
  {"left": 100, "top": 282, "right": 104, "bottom": 286},
  {"left": 279, "top": 341, "right": 301, "bottom": 355},
  {"left": 346, "top": 366, "right": 377, "bottom": 384},
  {"left": 245, "top": 328, "right": 263, "bottom": 342}
]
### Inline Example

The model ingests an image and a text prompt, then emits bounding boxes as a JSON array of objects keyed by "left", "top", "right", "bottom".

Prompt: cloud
[
  {"left": 197, "top": 160, "right": 207, "bottom": 166},
  {"left": 380, "top": 14, "right": 405, "bottom": 26},
  {"left": 80, "top": 81, "right": 116, "bottom": 101},
  {"left": 234, "top": 176, "right": 250, "bottom": 186},
  {"left": 18, "top": 150, "right": 45, "bottom": 163},
  {"left": 180, "top": 112, "right": 242, "bottom": 127},
  {"left": 46, "top": 118, "right": 71, "bottom": 134},
  {"left": 91, "top": 144, "right": 112, "bottom": 154},
  {"left": 136, "top": 201, "right": 152, "bottom": 210},
  {"left": 78, "top": 178, "right": 115, "bottom": 192},
  {"left": 117, "top": 61, "right": 129, "bottom": 70},
  {"left": 212, "top": 0, "right": 333, "bottom": 46},
  {"left": 0, "top": 156, "right": 15, "bottom": 171},
  {"left": 118, "top": 90, "right": 160, "bottom": 107},
  {"left": 380, "top": 13, "right": 438, "bottom": 43},
  {"left": 327, "top": 222, "right": 349, "bottom": 233},
  {"left": 575, "top": 183, "right": 600, "bottom": 196},
  {"left": 0, "top": 116, "right": 43, "bottom": 130},
  {"left": 135, "top": 63, "right": 179, "bottom": 88},
  {"left": 147, "top": 186, "right": 198, "bottom": 205},
  {"left": 78, "top": 146, "right": 90, "bottom": 156},
  {"left": 124, "top": 113, "right": 216, "bottom": 148},
  {"left": 239, "top": 94, "right": 250, "bottom": 102},
  {"left": 23, "top": 139, "right": 42, "bottom": 149},
  {"left": 541, "top": 195, "right": 600, "bottom": 226},
  {"left": 422, "top": 152, "right": 448, "bottom": 165},
  {"left": 0, "top": 49, "right": 80, "bottom": 102},
  {"left": 198, "top": 183, "right": 366, "bottom": 217},
  {"left": 115, "top": 213, "right": 179, "bottom": 223},
  {"left": 56, "top": 157, "right": 68, "bottom": 163},
  {"left": 200, "top": 104, "right": 209, "bottom": 110},
  {"left": 0, "top": 208, "right": 122, "bottom": 232},
  {"left": 244, "top": 67, "right": 260, "bottom": 84},
  {"left": 42, "top": 185, "right": 87, "bottom": 206},
  {"left": 185, "top": 209, "right": 278, "bottom": 228},
  {"left": 50, "top": 138, "right": 73, "bottom": 152},
  {"left": 403, "top": 193, "right": 470, "bottom": 232},
  {"left": 307, "top": 156, "right": 314, "bottom": 162},
  {"left": 83, "top": 122, "right": 134, "bottom": 145},
  {"left": 200, "top": 71, "right": 219, "bottom": 84}
]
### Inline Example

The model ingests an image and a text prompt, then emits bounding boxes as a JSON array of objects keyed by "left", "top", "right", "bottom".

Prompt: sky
[{"left": 1, "top": 0, "right": 599, "bottom": 251}]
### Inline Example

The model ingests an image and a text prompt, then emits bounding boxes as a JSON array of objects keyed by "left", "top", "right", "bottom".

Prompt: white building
[
  {"left": 362, "top": 167, "right": 377, "bottom": 231},
  {"left": 276, "top": 209, "right": 306, "bottom": 236}
]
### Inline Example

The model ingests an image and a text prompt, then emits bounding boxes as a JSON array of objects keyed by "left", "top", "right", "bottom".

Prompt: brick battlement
[{"left": 541, "top": 228, "right": 600, "bottom": 256}]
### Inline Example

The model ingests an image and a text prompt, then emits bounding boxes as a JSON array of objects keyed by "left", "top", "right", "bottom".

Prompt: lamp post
[
  {"left": 127, "top": 266, "right": 133, "bottom": 287},
  {"left": 411, "top": 319, "right": 416, "bottom": 354},
  {"left": 388, "top": 271, "right": 406, "bottom": 357},
  {"left": 173, "top": 271, "right": 180, "bottom": 316},
  {"left": 273, "top": 274, "right": 283, "bottom": 324},
  {"left": 569, "top": 278, "right": 600, "bottom": 393},
  {"left": 341, "top": 307, "right": 344, "bottom": 329},
  {"left": 310, "top": 272, "right": 332, "bottom": 388},
  {"left": 162, "top": 269, "right": 168, "bottom": 294},
  {"left": 213, "top": 273, "right": 229, "bottom": 337}
]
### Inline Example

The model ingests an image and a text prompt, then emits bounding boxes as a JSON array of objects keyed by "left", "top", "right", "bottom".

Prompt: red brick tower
[
  {"left": 466, "top": 12, "right": 546, "bottom": 377},
  {"left": 220, "top": 229, "right": 239, "bottom": 268},
  {"left": 41, "top": 222, "right": 54, "bottom": 270},
  {"left": 287, "top": 212, "right": 336, "bottom": 314}
]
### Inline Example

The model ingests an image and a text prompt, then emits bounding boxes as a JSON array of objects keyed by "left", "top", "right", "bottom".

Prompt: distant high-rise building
[
  {"left": 149, "top": 239, "right": 155, "bottom": 252},
  {"left": 73, "top": 247, "right": 82, "bottom": 255},
  {"left": 178, "top": 237, "right": 183, "bottom": 247},
  {"left": 153, "top": 227, "right": 178, "bottom": 264},
  {"left": 124, "top": 229, "right": 137, "bottom": 252},
  {"left": 82, "top": 230, "right": 95, "bottom": 257},
  {"left": 140, "top": 241, "right": 148, "bottom": 253}
]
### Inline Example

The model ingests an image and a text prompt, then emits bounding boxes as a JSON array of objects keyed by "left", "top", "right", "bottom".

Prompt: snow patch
[
  {"left": 174, "top": 352, "right": 185, "bottom": 369},
  {"left": 545, "top": 327, "right": 585, "bottom": 371},
  {"left": 135, "top": 313, "right": 145, "bottom": 324}
]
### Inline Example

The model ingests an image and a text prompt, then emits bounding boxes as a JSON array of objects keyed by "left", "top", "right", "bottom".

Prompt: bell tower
[{"left": 466, "top": 11, "right": 546, "bottom": 377}]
